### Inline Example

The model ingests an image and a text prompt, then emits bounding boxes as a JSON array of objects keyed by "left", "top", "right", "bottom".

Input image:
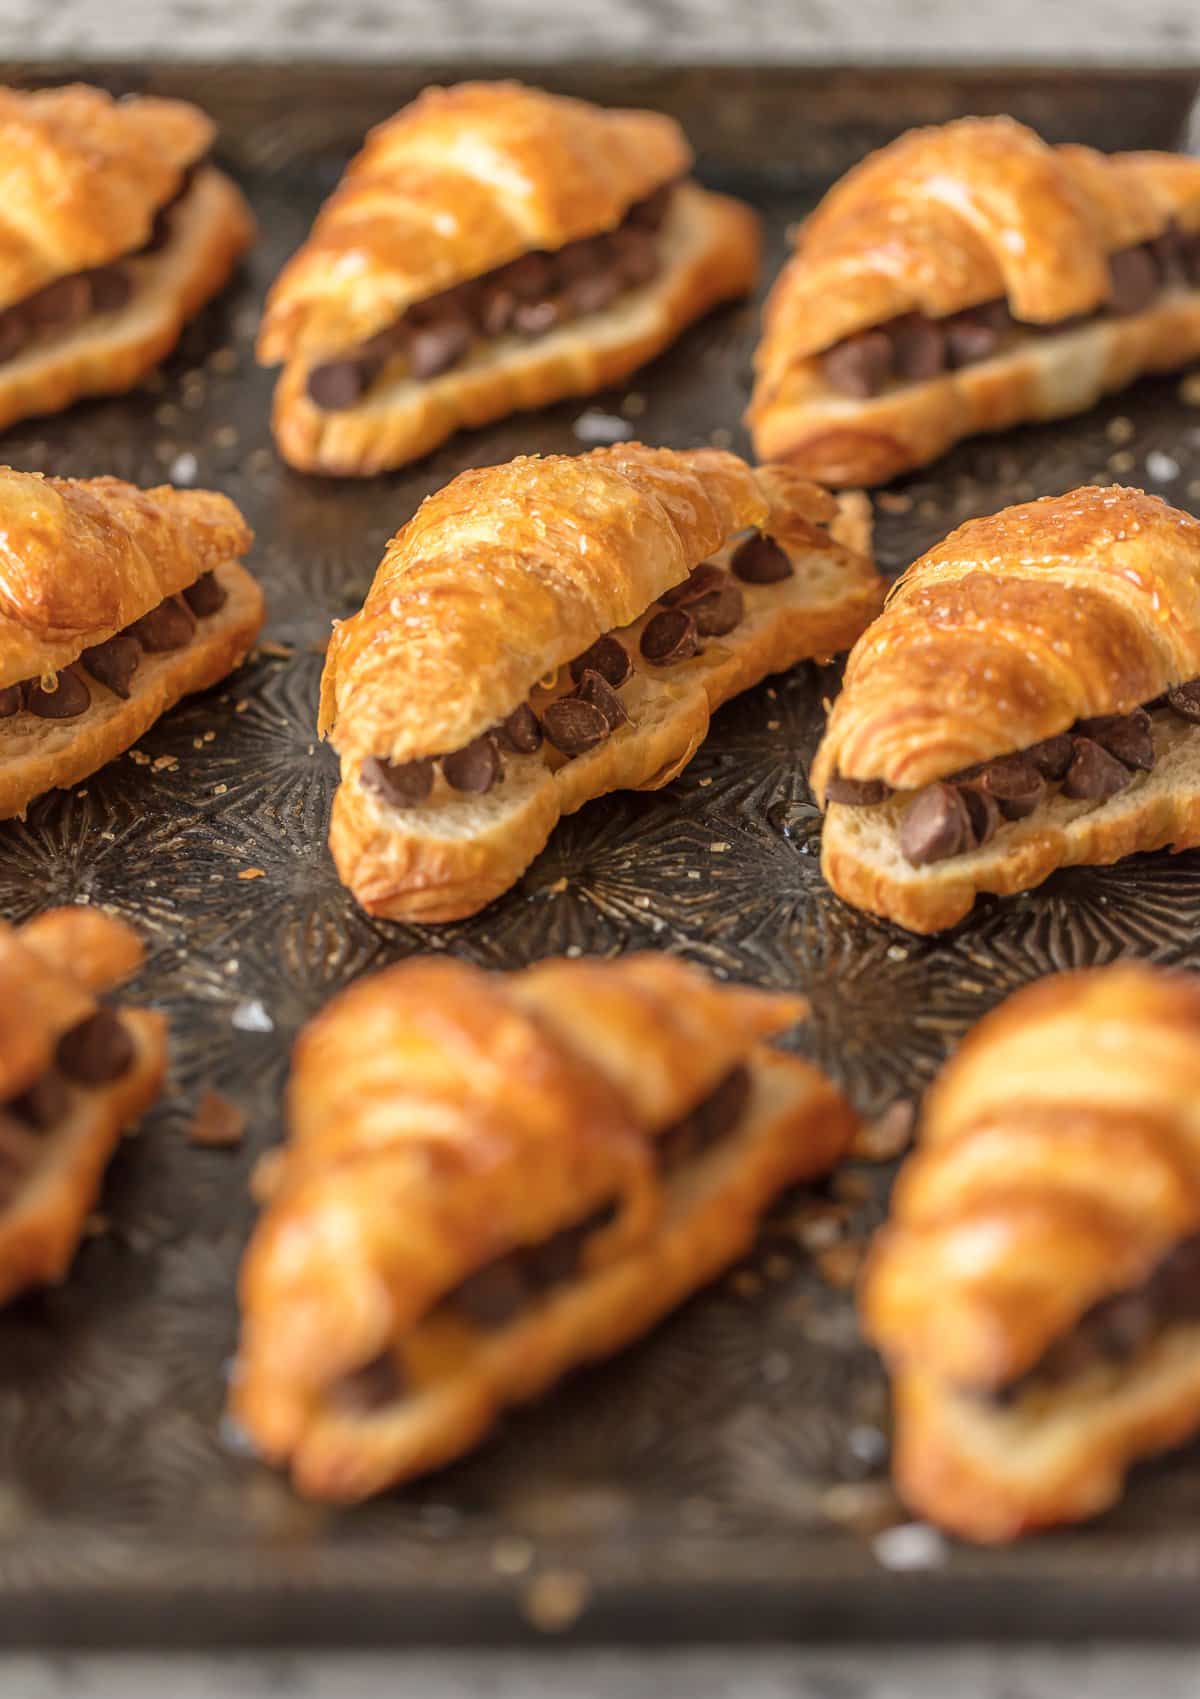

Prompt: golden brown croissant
[
  {"left": 748, "top": 116, "right": 1200, "bottom": 485},
  {"left": 810, "top": 483, "right": 1200, "bottom": 933},
  {"left": 0, "top": 906, "right": 166, "bottom": 1303},
  {"left": 863, "top": 962, "right": 1200, "bottom": 1541},
  {"left": 0, "top": 466, "right": 263, "bottom": 817},
  {"left": 231, "top": 951, "right": 855, "bottom": 1500},
  {"left": 0, "top": 83, "right": 254, "bottom": 430},
  {"left": 319, "top": 442, "right": 882, "bottom": 921},
  {"left": 258, "top": 80, "right": 760, "bottom": 475}
]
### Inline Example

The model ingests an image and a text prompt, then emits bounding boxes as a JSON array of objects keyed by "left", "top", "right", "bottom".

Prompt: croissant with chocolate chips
[
  {"left": 258, "top": 80, "right": 761, "bottom": 475},
  {"left": 0, "top": 907, "right": 166, "bottom": 1303},
  {"left": 232, "top": 951, "right": 855, "bottom": 1500},
  {"left": 810, "top": 484, "right": 1200, "bottom": 933},
  {"left": 748, "top": 116, "right": 1200, "bottom": 484},
  {"left": 864, "top": 962, "right": 1200, "bottom": 1541},
  {"left": 0, "top": 83, "right": 254, "bottom": 429},
  {"left": 319, "top": 442, "right": 883, "bottom": 921},
  {"left": 0, "top": 467, "right": 263, "bottom": 817}
]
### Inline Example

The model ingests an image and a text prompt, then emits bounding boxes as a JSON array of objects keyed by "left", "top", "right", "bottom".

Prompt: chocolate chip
[
  {"left": 478, "top": 284, "right": 517, "bottom": 336},
  {"left": 557, "top": 236, "right": 614, "bottom": 285},
  {"left": 640, "top": 607, "right": 700, "bottom": 666},
  {"left": 0, "top": 307, "right": 28, "bottom": 364},
  {"left": 360, "top": 754, "right": 434, "bottom": 806},
  {"left": 26, "top": 666, "right": 90, "bottom": 719},
  {"left": 405, "top": 314, "right": 472, "bottom": 379},
  {"left": 975, "top": 753, "right": 1045, "bottom": 820},
  {"left": 307, "top": 358, "right": 371, "bottom": 410},
  {"left": 1026, "top": 733, "right": 1075, "bottom": 781},
  {"left": 1075, "top": 708, "right": 1155, "bottom": 772},
  {"left": 626, "top": 183, "right": 674, "bottom": 230},
  {"left": 730, "top": 533, "right": 794, "bottom": 585},
  {"left": 573, "top": 668, "right": 629, "bottom": 732},
  {"left": 945, "top": 306, "right": 1005, "bottom": 367},
  {"left": 512, "top": 297, "right": 567, "bottom": 336},
  {"left": 899, "top": 783, "right": 971, "bottom": 866},
  {"left": 128, "top": 596, "right": 195, "bottom": 652},
  {"left": 56, "top": 1008, "right": 134, "bottom": 1086},
  {"left": 542, "top": 696, "right": 611, "bottom": 757},
  {"left": 9, "top": 1068, "right": 69, "bottom": 1131},
  {"left": 82, "top": 634, "right": 141, "bottom": 700},
  {"left": 1062, "top": 736, "right": 1134, "bottom": 802},
  {"left": 660, "top": 562, "right": 728, "bottom": 609},
  {"left": 27, "top": 274, "right": 91, "bottom": 333},
  {"left": 329, "top": 1352, "right": 406, "bottom": 1414},
  {"left": 87, "top": 267, "right": 133, "bottom": 313},
  {"left": 822, "top": 329, "right": 894, "bottom": 397},
  {"left": 891, "top": 314, "right": 947, "bottom": 382},
  {"left": 568, "top": 634, "right": 632, "bottom": 688},
  {"left": 1167, "top": 678, "right": 1200, "bottom": 722},
  {"left": 660, "top": 1063, "right": 752, "bottom": 1171},
  {"left": 501, "top": 252, "right": 554, "bottom": 301},
  {"left": 0, "top": 683, "right": 20, "bottom": 717},
  {"left": 442, "top": 734, "right": 502, "bottom": 794},
  {"left": 609, "top": 225, "right": 660, "bottom": 287},
  {"left": 453, "top": 1258, "right": 529, "bottom": 1327},
  {"left": 182, "top": 571, "right": 228, "bottom": 617},
  {"left": 824, "top": 773, "right": 890, "bottom": 806},
  {"left": 1108, "top": 244, "right": 1160, "bottom": 315},
  {"left": 522, "top": 1218, "right": 594, "bottom": 1289},
  {"left": 494, "top": 702, "right": 543, "bottom": 754},
  {"left": 959, "top": 783, "right": 1000, "bottom": 849},
  {"left": 692, "top": 583, "right": 744, "bottom": 636}
]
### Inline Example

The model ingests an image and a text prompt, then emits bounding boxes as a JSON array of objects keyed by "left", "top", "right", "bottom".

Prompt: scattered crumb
[
  {"left": 209, "top": 347, "right": 239, "bottom": 375},
  {"left": 170, "top": 451, "right": 198, "bottom": 485},
  {"left": 235, "top": 699, "right": 249, "bottom": 714},
  {"left": 634, "top": 894, "right": 650, "bottom": 909},
  {"left": 709, "top": 841, "right": 730, "bottom": 853},
  {"left": 522, "top": 1569, "right": 591, "bottom": 1634},
  {"left": 128, "top": 749, "right": 151, "bottom": 766},
  {"left": 1105, "top": 415, "right": 1135, "bottom": 444},
  {"left": 151, "top": 754, "right": 178, "bottom": 772},
  {"left": 791, "top": 1201, "right": 848, "bottom": 1251},
  {"left": 547, "top": 876, "right": 568, "bottom": 895},
  {"left": 620, "top": 391, "right": 646, "bottom": 418},
  {"left": 875, "top": 491, "right": 912, "bottom": 514},
  {"left": 817, "top": 1239, "right": 865, "bottom": 1289},
  {"left": 872, "top": 1522, "right": 948, "bottom": 1571},
  {"left": 851, "top": 1100, "right": 916, "bottom": 1163},
  {"left": 1107, "top": 449, "right": 1135, "bottom": 474},
  {"left": 573, "top": 408, "right": 633, "bottom": 445},
  {"left": 686, "top": 869, "right": 701, "bottom": 880},
  {"left": 187, "top": 1089, "right": 246, "bottom": 1149},
  {"left": 203, "top": 730, "right": 217, "bottom": 744},
  {"left": 213, "top": 783, "right": 228, "bottom": 795},
  {"left": 213, "top": 424, "right": 239, "bottom": 450},
  {"left": 885, "top": 943, "right": 908, "bottom": 962},
  {"left": 1180, "top": 371, "right": 1200, "bottom": 406},
  {"left": 237, "top": 868, "right": 266, "bottom": 881},
  {"left": 491, "top": 1535, "right": 535, "bottom": 1576},
  {"left": 766, "top": 719, "right": 781, "bottom": 731},
  {"left": 1146, "top": 449, "right": 1180, "bottom": 483}
]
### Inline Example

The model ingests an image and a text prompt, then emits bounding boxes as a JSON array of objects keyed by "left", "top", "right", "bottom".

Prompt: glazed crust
[
  {"left": 748, "top": 118, "right": 1200, "bottom": 484},
  {"left": 862, "top": 964, "right": 1200, "bottom": 1540},
  {"left": 258, "top": 80, "right": 693, "bottom": 364},
  {"left": 0, "top": 907, "right": 167, "bottom": 1304},
  {"left": 232, "top": 953, "right": 854, "bottom": 1499}
]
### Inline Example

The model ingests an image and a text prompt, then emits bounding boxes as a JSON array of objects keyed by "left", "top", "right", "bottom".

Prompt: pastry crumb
[
  {"left": 709, "top": 841, "right": 730, "bottom": 853},
  {"left": 152, "top": 754, "right": 178, "bottom": 772},
  {"left": 491, "top": 1535, "right": 535, "bottom": 1576},
  {"left": 1108, "top": 449, "right": 1135, "bottom": 474},
  {"left": 522, "top": 1569, "right": 590, "bottom": 1634},
  {"left": 188, "top": 1089, "right": 246, "bottom": 1149},
  {"left": 852, "top": 1099, "right": 916, "bottom": 1163},
  {"left": 547, "top": 876, "right": 568, "bottom": 894},
  {"left": 128, "top": 749, "right": 151, "bottom": 766},
  {"left": 816, "top": 1239, "right": 865, "bottom": 1289},
  {"left": 237, "top": 868, "right": 266, "bottom": 881},
  {"left": 1105, "top": 415, "right": 1135, "bottom": 443}
]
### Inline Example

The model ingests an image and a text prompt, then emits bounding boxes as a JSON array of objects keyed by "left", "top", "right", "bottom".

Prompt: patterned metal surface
[{"left": 1, "top": 64, "right": 1200, "bottom": 1645}]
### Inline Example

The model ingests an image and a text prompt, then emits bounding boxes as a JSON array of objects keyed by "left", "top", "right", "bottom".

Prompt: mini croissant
[
  {"left": 864, "top": 963, "right": 1200, "bottom": 1541},
  {"left": 0, "top": 906, "right": 166, "bottom": 1304},
  {"left": 811, "top": 484, "right": 1200, "bottom": 933},
  {"left": 0, "top": 83, "right": 254, "bottom": 430},
  {"left": 258, "top": 81, "right": 761, "bottom": 475},
  {"left": 0, "top": 467, "right": 263, "bottom": 817},
  {"left": 231, "top": 951, "right": 855, "bottom": 1500},
  {"left": 319, "top": 442, "right": 882, "bottom": 921},
  {"left": 748, "top": 116, "right": 1200, "bottom": 485}
]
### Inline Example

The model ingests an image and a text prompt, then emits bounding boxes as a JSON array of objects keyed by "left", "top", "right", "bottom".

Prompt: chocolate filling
[
  {"left": 987, "top": 1230, "right": 1200, "bottom": 1407},
  {"left": 306, "top": 181, "right": 677, "bottom": 410},
  {"left": 56, "top": 1008, "right": 135, "bottom": 1085},
  {"left": 658, "top": 1063, "right": 752, "bottom": 1173},
  {"left": 819, "top": 229, "right": 1200, "bottom": 399},
  {"left": 830, "top": 685, "right": 1200, "bottom": 868},
  {"left": 0, "top": 1008, "right": 134, "bottom": 1204},
  {"left": 448, "top": 1200, "right": 619, "bottom": 1330}
]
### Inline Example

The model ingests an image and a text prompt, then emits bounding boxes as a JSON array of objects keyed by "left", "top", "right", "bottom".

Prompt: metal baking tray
[{"left": 2, "top": 61, "right": 1200, "bottom": 1647}]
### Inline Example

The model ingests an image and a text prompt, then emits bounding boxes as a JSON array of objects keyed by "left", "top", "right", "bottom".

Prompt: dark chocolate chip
[
  {"left": 329, "top": 1352, "right": 406, "bottom": 1414},
  {"left": 557, "top": 236, "right": 615, "bottom": 285},
  {"left": 541, "top": 696, "right": 611, "bottom": 757},
  {"left": 307, "top": 357, "right": 371, "bottom": 411},
  {"left": 691, "top": 583, "right": 744, "bottom": 637},
  {"left": 1026, "top": 733, "right": 1075, "bottom": 781},
  {"left": 822, "top": 329, "right": 894, "bottom": 397},
  {"left": 824, "top": 773, "right": 890, "bottom": 807},
  {"left": 890, "top": 314, "right": 947, "bottom": 382},
  {"left": 453, "top": 1257, "right": 530, "bottom": 1328},
  {"left": 1167, "top": 678, "right": 1200, "bottom": 722},
  {"left": 568, "top": 634, "right": 632, "bottom": 688},
  {"left": 0, "top": 307, "right": 29, "bottom": 365},
  {"left": 730, "top": 533, "right": 794, "bottom": 585},
  {"left": 945, "top": 307, "right": 1005, "bottom": 367},
  {"left": 406, "top": 314, "right": 473, "bottom": 379},
  {"left": 27, "top": 274, "right": 91, "bottom": 333},
  {"left": 975, "top": 753, "right": 1046, "bottom": 821},
  {"left": 959, "top": 783, "right": 1001, "bottom": 850},
  {"left": 1075, "top": 707, "right": 1155, "bottom": 772},
  {"left": 1062, "top": 736, "right": 1134, "bottom": 802},
  {"left": 128, "top": 596, "right": 195, "bottom": 652},
  {"left": 640, "top": 607, "right": 700, "bottom": 665},
  {"left": 660, "top": 563, "right": 728, "bottom": 609},
  {"left": 899, "top": 782, "right": 971, "bottom": 867},
  {"left": 609, "top": 225, "right": 660, "bottom": 287},
  {"left": 573, "top": 668, "right": 629, "bottom": 733},
  {"left": 9, "top": 1068, "right": 69, "bottom": 1132},
  {"left": 25, "top": 666, "right": 90, "bottom": 719},
  {"left": 360, "top": 754, "right": 435, "bottom": 806},
  {"left": 494, "top": 701, "right": 543, "bottom": 755},
  {"left": 87, "top": 266, "right": 133, "bottom": 313},
  {"left": 1108, "top": 244, "right": 1160, "bottom": 315},
  {"left": 501, "top": 251, "right": 554, "bottom": 301},
  {"left": 82, "top": 634, "right": 141, "bottom": 700},
  {"left": 182, "top": 570, "right": 228, "bottom": 617},
  {"left": 56, "top": 1008, "right": 134, "bottom": 1086},
  {"left": 512, "top": 297, "right": 567, "bottom": 336},
  {"left": 0, "top": 683, "right": 20, "bottom": 717},
  {"left": 442, "top": 734, "right": 502, "bottom": 794}
]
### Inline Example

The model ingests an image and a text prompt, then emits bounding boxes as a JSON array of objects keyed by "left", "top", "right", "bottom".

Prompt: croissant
[
  {"left": 863, "top": 962, "right": 1200, "bottom": 1541},
  {"left": 0, "top": 906, "right": 166, "bottom": 1304},
  {"left": 810, "top": 483, "right": 1200, "bottom": 933},
  {"left": 258, "top": 81, "right": 760, "bottom": 475},
  {"left": 747, "top": 116, "right": 1200, "bottom": 485},
  {"left": 0, "top": 83, "right": 254, "bottom": 430},
  {"left": 0, "top": 467, "right": 263, "bottom": 817},
  {"left": 319, "top": 442, "right": 883, "bottom": 921},
  {"left": 231, "top": 951, "right": 855, "bottom": 1500}
]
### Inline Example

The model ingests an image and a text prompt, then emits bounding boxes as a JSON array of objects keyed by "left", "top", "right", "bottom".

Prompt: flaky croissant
[
  {"left": 0, "top": 468, "right": 263, "bottom": 817},
  {"left": 811, "top": 484, "right": 1200, "bottom": 932},
  {"left": 319, "top": 442, "right": 882, "bottom": 921},
  {"left": 748, "top": 116, "right": 1200, "bottom": 485},
  {"left": 258, "top": 80, "right": 760, "bottom": 475},
  {"left": 863, "top": 962, "right": 1200, "bottom": 1541},
  {"left": 0, "top": 83, "right": 254, "bottom": 430},
  {"left": 0, "top": 906, "right": 166, "bottom": 1304},
  {"left": 231, "top": 951, "right": 855, "bottom": 1500}
]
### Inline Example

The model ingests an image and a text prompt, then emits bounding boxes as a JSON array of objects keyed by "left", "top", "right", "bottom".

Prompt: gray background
[{"left": 0, "top": 0, "right": 1197, "bottom": 1693}]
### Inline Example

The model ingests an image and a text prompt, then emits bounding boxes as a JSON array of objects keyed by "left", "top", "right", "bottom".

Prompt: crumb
[
  {"left": 875, "top": 491, "right": 912, "bottom": 514},
  {"left": 522, "top": 1569, "right": 590, "bottom": 1634},
  {"left": 730, "top": 1269, "right": 763, "bottom": 1298},
  {"left": 1106, "top": 415, "right": 1135, "bottom": 444},
  {"left": 792, "top": 1204, "right": 846, "bottom": 1251},
  {"left": 548, "top": 876, "right": 568, "bottom": 895},
  {"left": 188, "top": 1089, "right": 246, "bottom": 1149},
  {"left": 852, "top": 1100, "right": 916, "bottom": 1163},
  {"left": 886, "top": 943, "right": 908, "bottom": 962},
  {"left": 491, "top": 1535, "right": 535, "bottom": 1576},
  {"left": 817, "top": 1240, "right": 865, "bottom": 1289},
  {"left": 237, "top": 868, "right": 266, "bottom": 881},
  {"left": 128, "top": 749, "right": 151, "bottom": 766},
  {"left": 213, "top": 424, "right": 239, "bottom": 450},
  {"left": 209, "top": 347, "right": 238, "bottom": 374},
  {"left": 213, "top": 783, "right": 228, "bottom": 795},
  {"left": 151, "top": 754, "right": 178, "bottom": 772},
  {"left": 235, "top": 699, "right": 249, "bottom": 713},
  {"left": 1108, "top": 449, "right": 1135, "bottom": 474},
  {"left": 698, "top": 776, "right": 712, "bottom": 787},
  {"left": 203, "top": 730, "right": 217, "bottom": 743},
  {"left": 709, "top": 841, "right": 730, "bottom": 853},
  {"left": 686, "top": 870, "right": 701, "bottom": 880},
  {"left": 620, "top": 392, "right": 646, "bottom": 418}
]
